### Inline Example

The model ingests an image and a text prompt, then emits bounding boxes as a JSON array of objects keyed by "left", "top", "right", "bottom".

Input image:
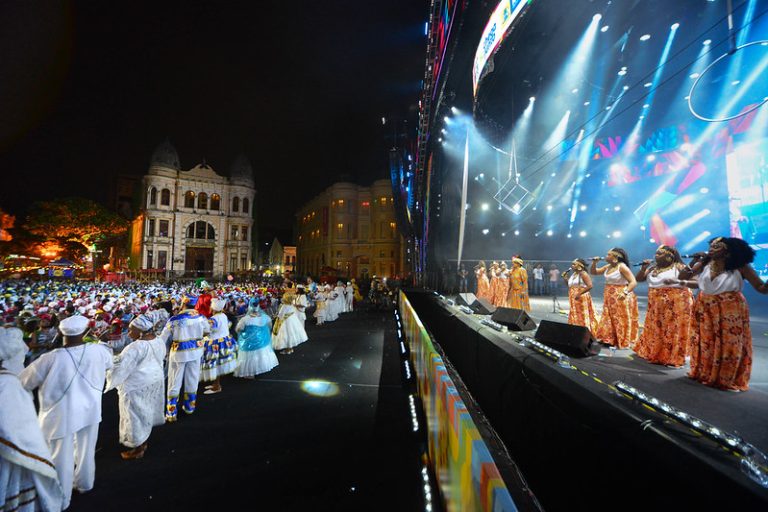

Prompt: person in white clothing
[
  {"left": 234, "top": 298, "right": 279, "bottom": 378},
  {"left": 0, "top": 327, "right": 27, "bottom": 375},
  {"left": 19, "top": 315, "right": 113, "bottom": 510},
  {"left": 295, "top": 285, "right": 309, "bottom": 325},
  {"left": 313, "top": 288, "right": 328, "bottom": 325},
  {"left": 272, "top": 293, "right": 308, "bottom": 354},
  {"left": 104, "top": 314, "right": 166, "bottom": 460},
  {"left": 325, "top": 285, "right": 339, "bottom": 322},
  {"left": 201, "top": 298, "right": 237, "bottom": 395},
  {"left": 334, "top": 281, "right": 347, "bottom": 314},
  {"left": 345, "top": 281, "right": 354, "bottom": 312},
  {"left": 159, "top": 297, "right": 210, "bottom": 422}
]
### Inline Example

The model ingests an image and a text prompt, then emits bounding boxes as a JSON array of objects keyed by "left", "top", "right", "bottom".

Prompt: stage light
[
  {"left": 441, "top": 129, "right": 446, "bottom": 134},
  {"left": 640, "top": 34, "right": 651, "bottom": 41},
  {"left": 703, "top": 39, "right": 711, "bottom": 45},
  {"left": 571, "top": 88, "right": 579, "bottom": 93},
  {"left": 613, "top": 231, "right": 622, "bottom": 238},
  {"left": 646, "top": 154, "right": 656, "bottom": 162},
  {"left": 481, "top": 203, "right": 489, "bottom": 211},
  {"left": 639, "top": 115, "right": 645, "bottom": 120},
  {"left": 689, "top": 72, "right": 700, "bottom": 79},
  {"left": 444, "top": 116, "right": 449, "bottom": 122},
  {"left": 614, "top": 206, "right": 621, "bottom": 211},
  {"left": 731, "top": 80, "right": 741, "bottom": 86},
  {"left": 650, "top": 238, "right": 656, "bottom": 243},
  {"left": 643, "top": 104, "right": 650, "bottom": 109},
  {"left": 593, "top": 13, "right": 601, "bottom": 21},
  {"left": 644, "top": 82, "right": 652, "bottom": 88},
  {"left": 478, "top": 172, "right": 484, "bottom": 178},
  {"left": 450, "top": 106, "right": 458, "bottom": 114},
  {"left": 529, "top": 96, "right": 536, "bottom": 102},
  {"left": 700, "top": 187, "right": 709, "bottom": 193},
  {"left": 301, "top": 380, "right": 340, "bottom": 397},
  {"left": 546, "top": 230, "right": 553, "bottom": 236},
  {"left": 618, "top": 69, "right": 627, "bottom": 76},
  {"left": 567, "top": 233, "right": 572, "bottom": 238},
  {"left": 381, "top": 117, "right": 386, "bottom": 125},
  {"left": 579, "top": 230, "right": 587, "bottom": 237},
  {"left": 584, "top": 101, "right": 590, "bottom": 106},
  {"left": 601, "top": 25, "right": 609, "bottom": 33},
  {"left": 671, "top": 22, "right": 679, "bottom": 30},
  {"left": 482, "top": 229, "right": 489, "bottom": 235},
  {"left": 550, "top": 172, "right": 556, "bottom": 177},
  {"left": 501, "top": 232, "right": 506, "bottom": 237},
  {"left": 546, "top": 205, "right": 553, "bottom": 211},
  {"left": 514, "top": 230, "right": 520, "bottom": 236},
  {"left": 580, "top": 205, "right": 587, "bottom": 211},
  {"left": 640, "top": 225, "right": 646, "bottom": 231}
]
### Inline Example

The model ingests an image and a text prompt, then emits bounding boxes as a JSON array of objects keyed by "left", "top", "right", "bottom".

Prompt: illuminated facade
[
  {"left": 129, "top": 141, "right": 256, "bottom": 278},
  {"left": 296, "top": 180, "right": 404, "bottom": 279}
]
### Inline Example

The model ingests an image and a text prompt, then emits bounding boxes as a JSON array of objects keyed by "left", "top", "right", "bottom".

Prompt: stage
[{"left": 404, "top": 289, "right": 768, "bottom": 510}]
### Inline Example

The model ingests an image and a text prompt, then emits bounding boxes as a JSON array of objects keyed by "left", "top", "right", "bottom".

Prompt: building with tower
[{"left": 128, "top": 140, "right": 256, "bottom": 279}]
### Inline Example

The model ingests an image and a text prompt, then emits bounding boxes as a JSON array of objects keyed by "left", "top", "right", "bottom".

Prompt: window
[
  {"left": 379, "top": 251, "right": 386, "bottom": 258},
  {"left": 147, "top": 219, "right": 155, "bottom": 236},
  {"left": 231, "top": 226, "right": 239, "bottom": 240},
  {"left": 161, "top": 188, "right": 171, "bottom": 206},
  {"left": 159, "top": 220, "right": 169, "bottom": 237},
  {"left": 241, "top": 255, "right": 247, "bottom": 270},
  {"left": 361, "top": 201, "right": 370, "bottom": 208},
  {"left": 242, "top": 198, "right": 249, "bottom": 214},
  {"left": 380, "top": 196, "right": 387, "bottom": 206},
  {"left": 241, "top": 226, "right": 248, "bottom": 241},
  {"left": 230, "top": 255, "right": 237, "bottom": 271},
  {"left": 146, "top": 250, "right": 154, "bottom": 269},
  {"left": 285, "top": 255, "right": 291, "bottom": 265},
  {"left": 336, "top": 251, "right": 342, "bottom": 257},
  {"left": 336, "top": 223, "right": 344, "bottom": 239},
  {"left": 184, "top": 191, "right": 195, "bottom": 208},
  {"left": 186, "top": 221, "right": 216, "bottom": 240},
  {"left": 198, "top": 192, "right": 208, "bottom": 210},
  {"left": 158, "top": 250, "right": 167, "bottom": 269},
  {"left": 337, "top": 199, "right": 345, "bottom": 209},
  {"left": 360, "top": 224, "right": 369, "bottom": 239},
  {"left": 149, "top": 187, "right": 157, "bottom": 206},
  {"left": 232, "top": 197, "right": 240, "bottom": 212},
  {"left": 210, "top": 194, "right": 220, "bottom": 210}
]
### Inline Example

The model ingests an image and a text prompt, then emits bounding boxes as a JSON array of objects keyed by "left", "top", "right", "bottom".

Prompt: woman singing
[
  {"left": 562, "top": 259, "right": 598, "bottom": 332},
  {"left": 496, "top": 262, "right": 510, "bottom": 307},
  {"left": 633, "top": 245, "right": 693, "bottom": 367},
  {"left": 506, "top": 258, "right": 531, "bottom": 311},
  {"left": 475, "top": 261, "right": 492, "bottom": 301},
  {"left": 590, "top": 247, "right": 639, "bottom": 349},
  {"left": 679, "top": 237, "right": 768, "bottom": 391},
  {"left": 489, "top": 261, "right": 501, "bottom": 306}
]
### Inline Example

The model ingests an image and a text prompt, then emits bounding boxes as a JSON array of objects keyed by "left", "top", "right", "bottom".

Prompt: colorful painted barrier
[{"left": 399, "top": 291, "right": 517, "bottom": 512}]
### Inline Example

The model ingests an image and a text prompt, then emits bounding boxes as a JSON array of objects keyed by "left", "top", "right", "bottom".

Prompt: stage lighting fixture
[
  {"left": 703, "top": 39, "right": 711, "bottom": 45},
  {"left": 551, "top": 172, "right": 556, "bottom": 177},
  {"left": 614, "top": 206, "right": 621, "bottom": 211},
  {"left": 529, "top": 96, "right": 536, "bottom": 102},
  {"left": 450, "top": 106, "right": 458, "bottom": 114},
  {"left": 642, "top": 104, "right": 650, "bottom": 109},
  {"left": 514, "top": 230, "right": 520, "bottom": 236},
  {"left": 580, "top": 205, "right": 587, "bottom": 211},
  {"left": 601, "top": 25, "right": 609, "bottom": 33},
  {"left": 546, "top": 205, "right": 553, "bottom": 211},
  {"left": 731, "top": 80, "right": 741, "bottom": 86},
  {"left": 593, "top": 13, "right": 601, "bottom": 21},
  {"left": 482, "top": 229, "right": 490, "bottom": 235},
  {"left": 438, "top": 137, "right": 442, "bottom": 142},
  {"left": 567, "top": 233, "right": 572, "bottom": 238},
  {"left": 441, "top": 129, "right": 446, "bottom": 134},
  {"left": 640, "top": 225, "right": 646, "bottom": 231},
  {"left": 571, "top": 88, "right": 579, "bottom": 93},
  {"left": 481, "top": 203, "right": 489, "bottom": 211},
  {"left": 584, "top": 101, "right": 590, "bottom": 106},
  {"left": 546, "top": 230, "right": 553, "bottom": 236},
  {"left": 700, "top": 187, "right": 709, "bottom": 193},
  {"left": 689, "top": 72, "right": 700, "bottom": 79},
  {"left": 613, "top": 231, "right": 622, "bottom": 238},
  {"left": 443, "top": 116, "right": 450, "bottom": 122},
  {"left": 644, "top": 82, "right": 652, "bottom": 87},
  {"left": 640, "top": 34, "right": 651, "bottom": 41},
  {"left": 649, "top": 238, "right": 656, "bottom": 243},
  {"left": 479, "top": 172, "right": 484, "bottom": 178},
  {"left": 579, "top": 231, "right": 587, "bottom": 237},
  {"left": 617, "top": 69, "right": 627, "bottom": 76},
  {"left": 671, "top": 23, "right": 679, "bottom": 30},
  {"left": 639, "top": 115, "right": 645, "bottom": 120},
  {"left": 646, "top": 155, "right": 656, "bottom": 162},
  {"left": 501, "top": 232, "right": 506, "bottom": 236}
]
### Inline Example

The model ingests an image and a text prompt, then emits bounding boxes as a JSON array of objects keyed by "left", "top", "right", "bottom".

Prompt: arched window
[
  {"left": 184, "top": 191, "right": 195, "bottom": 208},
  {"left": 242, "top": 198, "right": 249, "bottom": 214},
  {"left": 149, "top": 187, "right": 157, "bottom": 206},
  {"left": 186, "top": 221, "right": 216, "bottom": 240},
  {"left": 210, "top": 193, "right": 220, "bottom": 210},
  {"left": 198, "top": 192, "right": 208, "bottom": 210},
  {"left": 232, "top": 197, "right": 240, "bottom": 212},
  {"left": 161, "top": 188, "right": 171, "bottom": 206}
]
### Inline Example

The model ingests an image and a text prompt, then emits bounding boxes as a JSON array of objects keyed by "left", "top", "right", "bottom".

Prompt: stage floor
[{"left": 450, "top": 291, "right": 768, "bottom": 453}]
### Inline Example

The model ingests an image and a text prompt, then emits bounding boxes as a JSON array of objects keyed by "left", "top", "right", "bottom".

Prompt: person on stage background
[
  {"left": 457, "top": 264, "right": 469, "bottom": 293},
  {"left": 562, "top": 259, "right": 598, "bottom": 332},
  {"left": 679, "top": 237, "right": 768, "bottom": 391},
  {"left": 634, "top": 245, "right": 693, "bottom": 368},
  {"left": 590, "top": 248, "right": 639, "bottom": 349},
  {"left": 475, "top": 261, "right": 491, "bottom": 301},
  {"left": 506, "top": 258, "right": 530, "bottom": 311},
  {"left": 533, "top": 263, "right": 545, "bottom": 296},
  {"left": 489, "top": 262, "right": 501, "bottom": 306},
  {"left": 496, "top": 262, "right": 510, "bottom": 307},
  {"left": 548, "top": 264, "right": 561, "bottom": 296}
]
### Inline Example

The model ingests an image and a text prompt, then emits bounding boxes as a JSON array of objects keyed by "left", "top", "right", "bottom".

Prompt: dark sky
[{"left": 0, "top": 0, "right": 427, "bottom": 231}]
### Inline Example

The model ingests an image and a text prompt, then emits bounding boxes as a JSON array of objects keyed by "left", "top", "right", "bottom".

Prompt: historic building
[
  {"left": 128, "top": 141, "right": 256, "bottom": 278},
  {"left": 295, "top": 180, "right": 404, "bottom": 279}
]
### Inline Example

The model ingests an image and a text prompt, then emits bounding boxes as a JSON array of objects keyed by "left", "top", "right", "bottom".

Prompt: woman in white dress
[
  {"left": 234, "top": 299, "right": 279, "bottom": 378},
  {"left": 325, "top": 285, "right": 339, "bottom": 322},
  {"left": 345, "top": 281, "right": 354, "bottom": 312},
  {"left": 313, "top": 288, "right": 328, "bottom": 325},
  {"left": 105, "top": 314, "right": 166, "bottom": 460},
  {"left": 334, "top": 281, "right": 348, "bottom": 314},
  {"left": 201, "top": 298, "right": 238, "bottom": 394},
  {"left": 273, "top": 293, "right": 309, "bottom": 354},
  {"left": 295, "top": 286, "right": 309, "bottom": 326}
]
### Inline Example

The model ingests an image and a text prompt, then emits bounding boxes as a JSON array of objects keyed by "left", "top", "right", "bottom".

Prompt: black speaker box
[
  {"left": 472, "top": 297, "right": 496, "bottom": 315},
  {"left": 534, "top": 320, "right": 600, "bottom": 357},
  {"left": 456, "top": 293, "right": 478, "bottom": 307},
  {"left": 491, "top": 307, "right": 537, "bottom": 331}
]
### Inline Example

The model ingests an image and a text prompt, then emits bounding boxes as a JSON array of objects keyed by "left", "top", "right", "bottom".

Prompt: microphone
[{"left": 632, "top": 261, "right": 654, "bottom": 267}]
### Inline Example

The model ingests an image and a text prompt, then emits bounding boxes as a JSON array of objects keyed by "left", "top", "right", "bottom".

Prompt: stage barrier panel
[{"left": 399, "top": 291, "right": 517, "bottom": 512}]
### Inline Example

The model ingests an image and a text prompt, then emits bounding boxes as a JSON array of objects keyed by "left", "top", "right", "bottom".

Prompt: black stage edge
[{"left": 404, "top": 289, "right": 768, "bottom": 511}]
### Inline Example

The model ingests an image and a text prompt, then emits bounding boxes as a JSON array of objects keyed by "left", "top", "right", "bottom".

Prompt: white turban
[
  {"left": 129, "top": 315, "right": 155, "bottom": 333},
  {"left": 59, "top": 315, "right": 90, "bottom": 336},
  {"left": 0, "top": 327, "right": 27, "bottom": 365},
  {"left": 211, "top": 298, "right": 226, "bottom": 311}
]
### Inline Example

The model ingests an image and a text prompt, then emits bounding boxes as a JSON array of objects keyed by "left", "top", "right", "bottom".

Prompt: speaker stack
[
  {"left": 456, "top": 293, "right": 496, "bottom": 315},
  {"left": 490, "top": 308, "right": 537, "bottom": 331},
  {"left": 534, "top": 320, "right": 600, "bottom": 357}
]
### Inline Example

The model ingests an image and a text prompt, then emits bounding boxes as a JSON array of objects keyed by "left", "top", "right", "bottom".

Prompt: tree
[{"left": 25, "top": 197, "right": 128, "bottom": 251}]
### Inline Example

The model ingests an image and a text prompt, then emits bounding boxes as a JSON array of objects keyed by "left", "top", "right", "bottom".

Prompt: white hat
[
  {"left": 0, "top": 327, "right": 27, "bottom": 363},
  {"left": 129, "top": 315, "right": 155, "bottom": 332},
  {"left": 211, "top": 298, "right": 227, "bottom": 311},
  {"left": 59, "top": 315, "right": 90, "bottom": 336}
]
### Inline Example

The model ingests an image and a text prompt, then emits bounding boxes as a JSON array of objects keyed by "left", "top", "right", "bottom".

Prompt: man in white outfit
[
  {"left": 159, "top": 297, "right": 210, "bottom": 421},
  {"left": 19, "top": 315, "right": 113, "bottom": 510},
  {"left": 345, "top": 281, "right": 354, "bottom": 312}
]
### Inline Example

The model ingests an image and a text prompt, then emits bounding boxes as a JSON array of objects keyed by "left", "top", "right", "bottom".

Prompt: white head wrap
[
  {"left": 59, "top": 315, "right": 89, "bottom": 336},
  {"left": 129, "top": 314, "right": 155, "bottom": 333},
  {"left": 0, "top": 327, "right": 27, "bottom": 363}
]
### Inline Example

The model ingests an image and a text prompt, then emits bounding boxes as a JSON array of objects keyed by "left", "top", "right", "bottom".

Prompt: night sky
[{"left": 0, "top": 1, "right": 427, "bottom": 232}]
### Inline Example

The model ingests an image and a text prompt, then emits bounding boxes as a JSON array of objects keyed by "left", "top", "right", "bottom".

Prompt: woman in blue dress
[{"left": 234, "top": 298, "right": 279, "bottom": 379}]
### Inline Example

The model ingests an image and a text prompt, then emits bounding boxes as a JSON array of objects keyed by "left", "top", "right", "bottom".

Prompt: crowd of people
[
  {"left": 0, "top": 275, "right": 369, "bottom": 511},
  {"left": 473, "top": 238, "right": 768, "bottom": 393}
]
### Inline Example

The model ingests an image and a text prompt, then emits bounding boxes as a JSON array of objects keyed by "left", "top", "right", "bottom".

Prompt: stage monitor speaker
[
  {"left": 491, "top": 307, "right": 537, "bottom": 331},
  {"left": 456, "top": 293, "right": 478, "bottom": 308},
  {"left": 472, "top": 297, "right": 496, "bottom": 315},
  {"left": 534, "top": 320, "right": 600, "bottom": 357}
]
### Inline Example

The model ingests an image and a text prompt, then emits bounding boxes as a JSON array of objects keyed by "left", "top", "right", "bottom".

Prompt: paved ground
[{"left": 71, "top": 307, "right": 423, "bottom": 512}]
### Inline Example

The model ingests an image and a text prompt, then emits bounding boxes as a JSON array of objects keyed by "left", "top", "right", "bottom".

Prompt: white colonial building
[{"left": 128, "top": 141, "right": 256, "bottom": 279}]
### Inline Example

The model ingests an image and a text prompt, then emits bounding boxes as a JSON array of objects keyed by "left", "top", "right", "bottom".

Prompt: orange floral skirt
[
  {"left": 568, "top": 287, "right": 598, "bottom": 333},
  {"left": 492, "top": 280, "right": 508, "bottom": 307},
  {"left": 476, "top": 276, "right": 491, "bottom": 301},
  {"left": 634, "top": 287, "right": 693, "bottom": 367},
  {"left": 595, "top": 284, "right": 639, "bottom": 349},
  {"left": 507, "top": 287, "right": 531, "bottom": 311},
  {"left": 688, "top": 291, "right": 752, "bottom": 391}
]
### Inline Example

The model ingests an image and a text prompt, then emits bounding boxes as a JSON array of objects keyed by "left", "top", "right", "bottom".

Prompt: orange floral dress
[
  {"left": 595, "top": 266, "right": 639, "bottom": 348},
  {"left": 634, "top": 268, "right": 693, "bottom": 367},
  {"left": 475, "top": 268, "right": 491, "bottom": 300},
  {"left": 567, "top": 272, "right": 598, "bottom": 332},
  {"left": 495, "top": 271, "right": 510, "bottom": 307},
  {"left": 688, "top": 266, "right": 752, "bottom": 391},
  {"left": 506, "top": 267, "right": 530, "bottom": 311}
]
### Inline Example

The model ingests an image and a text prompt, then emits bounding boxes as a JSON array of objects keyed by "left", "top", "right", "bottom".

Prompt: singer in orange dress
[
  {"left": 633, "top": 245, "right": 694, "bottom": 367},
  {"left": 495, "top": 262, "right": 510, "bottom": 307},
  {"left": 562, "top": 259, "right": 598, "bottom": 332},
  {"left": 590, "top": 248, "right": 639, "bottom": 349},
  {"left": 475, "top": 261, "right": 492, "bottom": 300},
  {"left": 679, "top": 237, "right": 768, "bottom": 391},
  {"left": 506, "top": 258, "right": 530, "bottom": 311},
  {"left": 488, "top": 262, "right": 501, "bottom": 306}
]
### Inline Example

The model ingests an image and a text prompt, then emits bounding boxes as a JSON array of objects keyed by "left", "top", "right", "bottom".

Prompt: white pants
[
  {"left": 49, "top": 423, "right": 99, "bottom": 510},
  {"left": 346, "top": 296, "right": 353, "bottom": 312},
  {"left": 167, "top": 360, "right": 201, "bottom": 398}
]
